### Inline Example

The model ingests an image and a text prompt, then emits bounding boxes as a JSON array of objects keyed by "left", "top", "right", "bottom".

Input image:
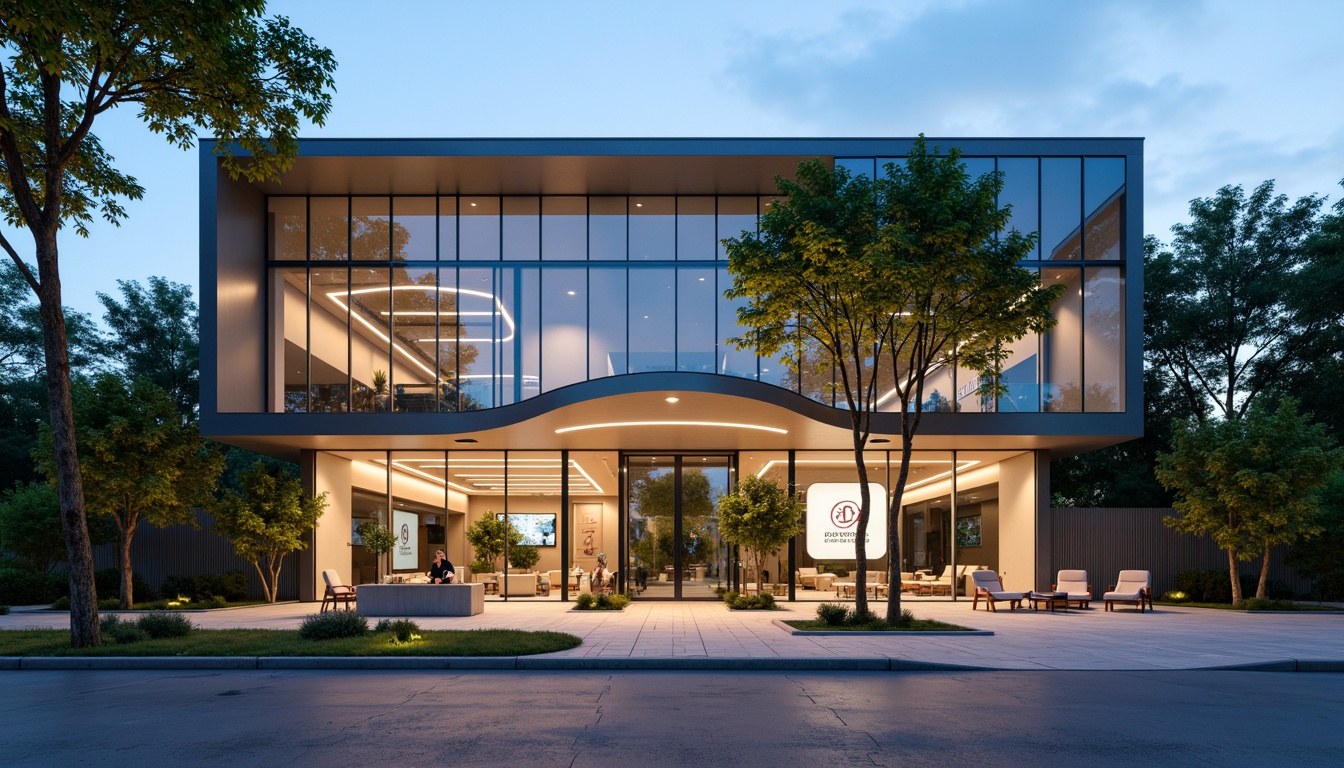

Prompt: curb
[
  {"left": 771, "top": 618, "right": 993, "bottom": 636},
  {"left": 3, "top": 656, "right": 1342, "bottom": 672}
]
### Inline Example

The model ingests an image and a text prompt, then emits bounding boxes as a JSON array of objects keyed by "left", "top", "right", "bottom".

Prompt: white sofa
[{"left": 499, "top": 572, "right": 538, "bottom": 597}]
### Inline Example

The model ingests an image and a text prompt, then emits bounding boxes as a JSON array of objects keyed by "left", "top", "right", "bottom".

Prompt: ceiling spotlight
[
  {"left": 871, "top": 438, "right": 891, "bottom": 444},
  {"left": 454, "top": 438, "right": 478, "bottom": 443},
  {"left": 665, "top": 397, "right": 680, "bottom": 403},
  {"left": 566, "top": 290, "right": 576, "bottom": 296}
]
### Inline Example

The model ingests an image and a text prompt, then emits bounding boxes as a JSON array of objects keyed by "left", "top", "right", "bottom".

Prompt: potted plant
[
  {"left": 356, "top": 521, "right": 396, "bottom": 582},
  {"left": 371, "top": 369, "right": 389, "bottom": 411},
  {"left": 718, "top": 475, "right": 804, "bottom": 594},
  {"left": 508, "top": 544, "right": 540, "bottom": 573}
]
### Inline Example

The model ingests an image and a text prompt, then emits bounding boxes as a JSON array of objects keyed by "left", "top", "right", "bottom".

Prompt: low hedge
[{"left": 0, "top": 568, "right": 68, "bottom": 605}]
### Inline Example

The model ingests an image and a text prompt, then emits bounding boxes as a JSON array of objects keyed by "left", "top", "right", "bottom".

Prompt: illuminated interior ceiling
[{"left": 382, "top": 456, "right": 605, "bottom": 496}]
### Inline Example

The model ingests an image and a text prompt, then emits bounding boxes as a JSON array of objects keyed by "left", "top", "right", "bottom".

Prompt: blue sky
[{"left": 28, "top": 0, "right": 1344, "bottom": 318}]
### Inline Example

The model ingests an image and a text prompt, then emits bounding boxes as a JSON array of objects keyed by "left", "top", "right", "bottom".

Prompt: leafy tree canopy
[
  {"left": 213, "top": 461, "right": 326, "bottom": 602},
  {"left": 98, "top": 277, "right": 199, "bottom": 416},
  {"left": 718, "top": 475, "right": 803, "bottom": 594}
]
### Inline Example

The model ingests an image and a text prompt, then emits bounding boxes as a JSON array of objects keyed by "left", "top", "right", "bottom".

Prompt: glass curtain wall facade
[{"left": 264, "top": 165, "right": 1125, "bottom": 415}]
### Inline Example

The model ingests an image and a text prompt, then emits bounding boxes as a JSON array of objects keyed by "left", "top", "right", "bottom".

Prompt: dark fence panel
[
  {"left": 1050, "top": 508, "right": 1313, "bottom": 598},
  {"left": 92, "top": 509, "right": 297, "bottom": 601}
]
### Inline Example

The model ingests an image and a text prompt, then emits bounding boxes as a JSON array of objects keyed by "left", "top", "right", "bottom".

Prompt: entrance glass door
[{"left": 625, "top": 454, "right": 732, "bottom": 599}]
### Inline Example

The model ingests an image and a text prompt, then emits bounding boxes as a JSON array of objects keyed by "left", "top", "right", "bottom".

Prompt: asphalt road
[{"left": 4, "top": 670, "right": 1341, "bottom": 767}]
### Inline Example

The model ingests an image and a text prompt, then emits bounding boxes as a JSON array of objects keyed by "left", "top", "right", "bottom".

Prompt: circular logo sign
[
  {"left": 830, "top": 500, "right": 860, "bottom": 529},
  {"left": 399, "top": 524, "right": 410, "bottom": 545}
]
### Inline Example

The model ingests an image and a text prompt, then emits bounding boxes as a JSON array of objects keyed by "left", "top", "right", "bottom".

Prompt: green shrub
[
  {"left": 609, "top": 593, "right": 630, "bottom": 609},
  {"left": 595, "top": 594, "right": 613, "bottom": 609},
  {"left": 895, "top": 608, "right": 915, "bottom": 629},
  {"left": 162, "top": 572, "right": 251, "bottom": 602},
  {"left": 1237, "top": 597, "right": 1295, "bottom": 611},
  {"left": 817, "top": 603, "right": 847, "bottom": 625},
  {"left": 0, "top": 605, "right": 9, "bottom": 615},
  {"left": 99, "top": 614, "right": 149, "bottom": 644},
  {"left": 846, "top": 608, "right": 880, "bottom": 626},
  {"left": 722, "top": 590, "right": 740, "bottom": 608},
  {"left": 724, "top": 592, "right": 776, "bottom": 610},
  {"left": 0, "top": 568, "right": 67, "bottom": 605},
  {"left": 95, "top": 568, "right": 156, "bottom": 602},
  {"left": 98, "top": 598, "right": 120, "bottom": 611},
  {"left": 197, "top": 595, "right": 228, "bottom": 609},
  {"left": 50, "top": 596, "right": 70, "bottom": 610},
  {"left": 1174, "top": 569, "right": 1295, "bottom": 603},
  {"left": 374, "top": 618, "right": 421, "bottom": 642},
  {"left": 136, "top": 612, "right": 193, "bottom": 639},
  {"left": 574, "top": 593, "right": 596, "bottom": 609},
  {"left": 299, "top": 611, "right": 369, "bottom": 640}
]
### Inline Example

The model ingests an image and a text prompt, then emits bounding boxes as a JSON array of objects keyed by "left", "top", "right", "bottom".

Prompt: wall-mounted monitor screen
[{"left": 497, "top": 513, "right": 557, "bottom": 546}]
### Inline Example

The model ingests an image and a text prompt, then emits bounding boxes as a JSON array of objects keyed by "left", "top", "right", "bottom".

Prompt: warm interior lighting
[
  {"left": 556, "top": 420, "right": 787, "bottom": 435},
  {"left": 754, "top": 458, "right": 979, "bottom": 491},
  {"left": 383, "top": 456, "right": 603, "bottom": 494},
  {"left": 665, "top": 396, "right": 680, "bottom": 403}
]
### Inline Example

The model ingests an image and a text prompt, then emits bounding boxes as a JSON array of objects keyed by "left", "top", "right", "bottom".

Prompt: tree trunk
[
  {"left": 119, "top": 521, "right": 136, "bottom": 609},
  {"left": 35, "top": 232, "right": 100, "bottom": 646},
  {"left": 886, "top": 439, "right": 915, "bottom": 624},
  {"left": 852, "top": 429, "right": 871, "bottom": 617},
  {"left": 252, "top": 560, "right": 272, "bottom": 603},
  {"left": 270, "top": 553, "right": 284, "bottom": 603},
  {"left": 1228, "top": 547, "right": 1243, "bottom": 604},
  {"left": 1257, "top": 542, "right": 1272, "bottom": 600}
]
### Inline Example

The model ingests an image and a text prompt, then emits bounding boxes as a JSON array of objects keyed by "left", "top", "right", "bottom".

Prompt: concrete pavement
[{"left": 3, "top": 599, "right": 1342, "bottom": 671}]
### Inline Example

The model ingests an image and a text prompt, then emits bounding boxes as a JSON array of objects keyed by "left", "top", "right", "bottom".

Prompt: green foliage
[
  {"left": 355, "top": 523, "right": 397, "bottom": 558},
  {"left": 465, "top": 514, "right": 522, "bottom": 572},
  {"left": 0, "top": 605, "right": 8, "bottom": 615},
  {"left": 723, "top": 137, "right": 1059, "bottom": 623},
  {"left": 507, "top": 544, "right": 540, "bottom": 572},
  {"left": 469, "top": 558, "right": 494, "bottom": 576},
  {"left": 135, "top": 612, "right": 193, "bottom": 639},
  {"left": 1286, "top": 471, "right": 1344, "bottom": 601},
  {"left": 1146, "top": 182, "right": 1339, "bottom": 422},
  {"left": 299, "top": 611, "right": 369, "bottom": 641},
  {"left": 816, "top": 603, "right": 848, "bottom": 626},
  {"left": 1158, "top": 398, "right": 1342, "bottom": 602},
  {"left": 0, "top": 483, "right": 68, "bottom": 571},
  {"left": 718, "top": 475, "right": 803, "bottom": 595},
  {"left": 99, "top": 615, "right": 149, "bottom": 645},
  {"left": 374, "top": 618, "right": 421, "bottom": 643},
  {"left": 0, "top": 567, "right": 68, "bottom": 605},
  {"left": 95, "top": 568, "right": 155, "bottom": 602},
  {"left": 1173, "top": 569, "right": 1293, "bottom": 604},
  {"left": 574, "top": 593, "right": 596, "bottom": 609},
  {"left": 36, "top": 372, "right": 224, "bottom": 607},
  {"left": 98, "top": 277, "right": 200, "bottom": 415},
  {"left": 723, "top": 591, "right": 776, "bottom": 610},
  {"left": 629, "top": 470, "right": 717, "bottom": 571},
  {"left": 160, "top": 572, "right": 250, "bottom": 602},
  {"left": 213, "top": 462, "right": 327, "bottom": 602},
  {"left": 573, "top": 592, "right": 628, "bottom": 610},
  {"left": 1237, "top": 597, "right": 1296, "bottom": 611},
  {"left": 846, "top": 608, "right": 881, "bottom": 626}
]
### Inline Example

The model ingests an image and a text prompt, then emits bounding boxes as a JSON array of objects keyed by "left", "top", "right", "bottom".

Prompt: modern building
[{"left": 200, "top": 137, "right": 1142, "bottom": 602}]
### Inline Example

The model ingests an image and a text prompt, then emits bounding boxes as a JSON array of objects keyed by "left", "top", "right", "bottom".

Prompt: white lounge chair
[
  {"left": 1053, "top": 569, "right": 1092, "bottom": 609},
  {"left": 1103, "top": 570, "right": 1152, "bottom": 612},
  {"left": 970, "top": 570, "right": 1025, "bottom": 612},
  {"left": 320, "top": 569, "right": 357, "bottom": 612}
]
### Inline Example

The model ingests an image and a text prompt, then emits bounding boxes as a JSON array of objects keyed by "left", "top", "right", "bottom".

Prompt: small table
[{"left": 1028, "top": 591, "right": 1068, "bottom": 612}]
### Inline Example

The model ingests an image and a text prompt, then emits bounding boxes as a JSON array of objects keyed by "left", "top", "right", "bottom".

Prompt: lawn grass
[
  {"left": 783, "top": 618, "right": 974, "bottom": 632},
  {"left": 0, "top": 628, "right": 582, "bottom": 657},
  {"left": 1156, "top": 601, "right": 1342, "bottom": 612}
]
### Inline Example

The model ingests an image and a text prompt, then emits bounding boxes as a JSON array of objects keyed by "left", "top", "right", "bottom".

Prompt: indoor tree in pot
[{"left": 356, "top": 521, "right": 397, "bottom": 582}]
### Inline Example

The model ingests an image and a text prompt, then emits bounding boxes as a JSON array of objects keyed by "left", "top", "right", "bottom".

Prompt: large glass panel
[
  {"left": 676, "top": 196, "right": 715, "bottom": 261},
  {"left": 390, "top": 451, "right": 450, "bottom": 575},
  {"left": 450, "top": 450, "right": 505, "bottom": 586},
  {"left": 268, "top": 197, "right": 306, "bottom": 261},
  {"left": 1043, "top": 267, "right": 1083, "bottom": 412},
  {"left": 518, "top": 267, "right": 541, "bottom": 401},
  {"left": 391, "top": 266, "right": 439, "bottom": 412},
  {"left": 998, "top": 157, "right": 1040, "bottom": 259},
  {"left": 919, "top": 359, "right": 956, "bottom": 413},
  {"left": 438, "top": 267, "right": 485, "bottom": 412},
  {"left": 1042, "top": 158, "right": 1082, "bottom": 260},
  {"left": 997, "top": 270, "right": 1042, "bottom": 414},
  {"left": 798, "top": 347, "right": 833, "bottom": 405},
  {"left": 740, "top": 451, "right": 789, "bottom": 594},
  {"left": 392, "top": 197, "right": 436, "bottom": 261},
  {"left": 628, "top": 268, "right": 674, "bottom": 372},
  {"left": 716, "top": 266, "right": 756, "bottom": 378},
  {"left": 794, "top": 450, "right": 889, "bottom": 600},
  {"left": 308, "top": 267, "right": 350, "bottom": 412},
  {"left": 542, "top": 197, "right": 586, "bottom": 261},
  {"left": 956, "top": 355, "right": 994, "bottom": 413},
  {"left": 681, "top": 456, "right": 729, "bottom": 598},
  {"left": 1084, "top": 157, "right": 1126, "bottom": 262},
  {"left": 351, "top": 197, "right": 391, "bottom": 261},
  {"left": 961, "top": 157, "right": 996, "bottom": 187},
  {"left": 346, "top": 266, "right": 390, "bottom": 412},
  {"left": 588, "top": 267, "right": 626, "bottom": 378},
  {"left": 835, "top": 157, "right": 875, "bottom": 180},
  {"left": 541, "top": 268, "right": 587, "bottom": 392},
  {"left": 1084, "top": 267, "right": 1124, "bottom": 412},
  {"left": 438, "top": 197, "right": 458, "bottom": 261},
  {"left": 628, "top": 456, "right": 675, "bottom": 599},
  {"left": 271, "top": 268, "right": 308, "bottom": 412},
  {"left": 677, "top": 267, "right": 715, "bottom": 373},
  {"left": 589, "top": 196, "right": 626, "bottom": 261},
  {"left": 629, "top": 196, "right": 674, "bottom": 261},
  {"left": 457, "top": 267, "right": 498, "bottom": 409},
  {"left": 502, "top": 197, "right": 539, "bottom": 261},
  {"left": 309, "top": 197, "right": 348, "bottom": 261},
  {"left": 460, "top": 197, "right": 500, "bottom": 261},
  {"left": 570, "top": 451, "right": 619, "bottom": 598},
  {"left": 897, "top": 451, "right": 953, "bottom": 590},
  {"left": 499, "top": 451, "right": 563, "bottom": 598},
  {"left": 716, "top": 196, "right": 757, "bottom": 260}
]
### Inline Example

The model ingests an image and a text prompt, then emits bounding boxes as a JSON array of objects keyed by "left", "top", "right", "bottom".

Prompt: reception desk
[{"left": 355, "top": 583, "right": 485, "bottom": 617}]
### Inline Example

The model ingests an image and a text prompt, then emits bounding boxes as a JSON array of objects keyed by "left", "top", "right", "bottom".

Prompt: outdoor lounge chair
[
  {"left": 1103, "top": 570, "right": 1152, "bottom": 612},
  {"left": 321, "top": 569, "right": 357, "bottom": 612},
  {"left": 970, "top": 569, "right": 1025, "bottom": 612},
  {"left": 1053, "top": 569, "right": 1092, "bottom": 609}
]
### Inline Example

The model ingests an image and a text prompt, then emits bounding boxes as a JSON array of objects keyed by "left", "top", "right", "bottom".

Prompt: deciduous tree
[
  {"left": 214, "top": 461, "right": 326, "bottom": 603},
  {"left": 717, "top": 475, "right": 803, "bottom": 595},
  {"left": 1157, "top": 398, "right": 1341, "bottom": 603},
  {"left": 98, "top": 277, "right": 199, "bottom": 416},
  {"left": 37, "top": 373, "right": 224, "bottom": 607},
  {"left": 0, "top": 0, "right": 334, "bottom": 645}
]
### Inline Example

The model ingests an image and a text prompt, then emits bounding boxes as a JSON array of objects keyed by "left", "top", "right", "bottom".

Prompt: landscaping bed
[
  {"left": 782, "top": 618, "right": 975, "bottom": 632},
  {"left": 1157, "top": 600, "right": 1342, "bottom": 612},
  {"left": 0, "top": 628, "right": 581, "bottom": 657}
]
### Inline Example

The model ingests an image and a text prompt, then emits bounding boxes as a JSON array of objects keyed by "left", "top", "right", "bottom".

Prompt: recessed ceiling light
[
  {"left": 665, "top": 396, "right": 679, "bottom": 403},
  {"left": 556, "top": 421, "right": 787, "bottom": 435},
  {"left": 698, "top": 277, "right": 705, "bottom": 282},
  {"left": 635, "top": 203, "right": 643, "bottom": 207},
  {"left": 871, "top": 438, "right": 891, "bottom": 444},
  {"left": 566, "top": 290, "right": 576, "bottom": 296},
  {"left": 455, "top": 438, "right": 478, "bottom": 443},
  {"left": 470, "top": 202, "right": 477, "bottom": 207}
]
